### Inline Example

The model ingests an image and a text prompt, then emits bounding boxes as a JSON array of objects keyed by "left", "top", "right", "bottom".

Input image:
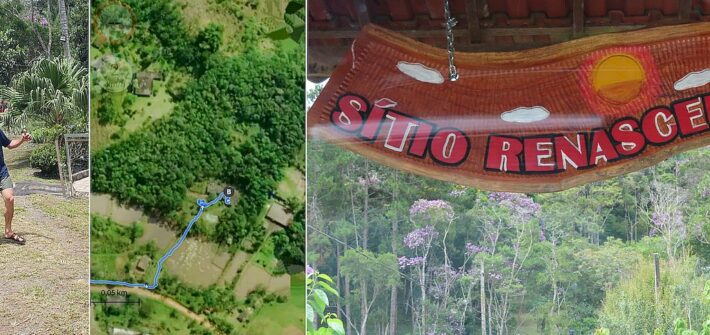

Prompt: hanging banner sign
[{"left": 308, "top": 24, "right": 710, "bottom": 192}]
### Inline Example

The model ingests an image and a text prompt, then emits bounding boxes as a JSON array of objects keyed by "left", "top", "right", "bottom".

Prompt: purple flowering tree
[
  {"left": 466, "top": 192, "right": 540, "bottom": 335},
  {"left": 400, "top": 199, "right": 466, "bottom": 335}
]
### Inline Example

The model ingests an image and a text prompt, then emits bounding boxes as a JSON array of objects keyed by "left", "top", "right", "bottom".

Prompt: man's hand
[{"left": 7, "top": 131, "right": 32, "bottom": 149}]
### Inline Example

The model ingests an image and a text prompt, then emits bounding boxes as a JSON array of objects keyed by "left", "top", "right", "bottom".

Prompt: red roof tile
[{"left": 308, "top": 0, "right": 710, "bottom": 80}]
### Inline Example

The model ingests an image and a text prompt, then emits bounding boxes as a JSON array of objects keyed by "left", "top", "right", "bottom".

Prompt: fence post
[
  {"left": 55, "top": 136, "right": 66, "bottom": 196},
  {"left": 64, "top": 134, "right": 74, "bottom": 197}
]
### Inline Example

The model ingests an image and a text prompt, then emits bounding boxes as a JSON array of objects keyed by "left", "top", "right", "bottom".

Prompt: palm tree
[
  {"left": 0, "top": 57, "right": 87, "bottom": 133},
  {"left": 58, "top": 0, "right": 71, "bottom": 59}
]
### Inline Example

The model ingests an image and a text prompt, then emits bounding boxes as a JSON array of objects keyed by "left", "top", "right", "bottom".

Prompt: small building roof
[
  {"left": 112, "top": 328, "right": 141, "bottom": 335},
  {"left": 266, "top": 203, "right": 293, "bottom": 227},
  {"left": 133, "top": 72, "right": 163, "bottom": 96},
  {"left": 136, "top": 256, "right": 151, "bottom": 272}
]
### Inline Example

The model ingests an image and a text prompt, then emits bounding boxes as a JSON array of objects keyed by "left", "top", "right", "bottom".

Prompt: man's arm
[
  {"left": 6, "top": 133, "right": 31, "bottom": 149},
  {"left": 6, "top": 139, "right": 25, "bottom": 149}
]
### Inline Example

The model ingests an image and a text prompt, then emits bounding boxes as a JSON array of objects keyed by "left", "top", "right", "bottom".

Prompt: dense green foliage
[
  {"left": 29, "top": 142, "right": 61, "bottom": 176},
  {"left": 0, "top": 29, "right": 24, "bottom": 83},
  {"left": 599, "top": 258, "right": 708, "bottom": 334},
  {"left": 218, "top": 206, "right": 267, "bottom": 251},
  {"left": 1, "top": 57, "right": 88, "bottom": 132},
  {"left": 0, "top": 0, "right": 89, "bottom": 84},
  {"left": 308, "top": 140, "right": 710, "bottom": 335},
  {"left": 92, "top": 48, "right": 303, "bottom": 235},
  {"left": 91, "top": 215, "right": 132, "bottom": 254},
  {"left": 95, "top": 91, "right": 128, "bottom": 126},
  {"left": 0, "top": 3, "right": 89, "bottom": 179},
  {"left": 156, "top": 274, "right": 240, "bottom": 315},
  {"left": 273, "top": 204, "right": 305, "bottom": 265}
]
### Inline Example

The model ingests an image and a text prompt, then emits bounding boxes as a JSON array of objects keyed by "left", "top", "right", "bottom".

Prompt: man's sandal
[{"left": 4, "top": 233, "right": 25, "bottom": 245}]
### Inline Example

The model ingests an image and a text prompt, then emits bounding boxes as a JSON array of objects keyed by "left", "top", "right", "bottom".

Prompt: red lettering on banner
[
  {"left": 328, "top": 92, "right": 709, "bottom": 173},
  {"left": 642, "top": 107, "right": 677, "bottom": 144},
  {"left": 360, "top": 105, "right": 387, "bottom": 140},
  {"left": 430, "top": 128, "right": 470, "bottom": 166},
  {"left": 382, "top": 111, "right": 420, "bottom": 152},
  {"left": 555, "top": 134, "right": 588, "bottom": 170},
  {"left": 611, "top": 118, "right": 646, "bottom": 156},
  {"left": 485, "top": 136, "right": 523, "bottom": 172},
  {"left": 408, "top": 122, "right": 434, "bottom": 158},
  {"left": 674, "top": 96, "right": 709, "bottom": 137},
  {"left": 331, "top": 94, "right": 367, "bottom": 132},
  {"left": 524, "top": 137, "right": 556, "bottom": 172},
  {"left": 589, "top": 130, "right": 619, "bottom": 165}
]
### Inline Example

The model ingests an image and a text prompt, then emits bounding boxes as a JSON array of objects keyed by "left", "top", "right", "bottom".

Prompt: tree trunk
[
  {"left": 389, "top": 286, "right": 397, "bottom": 335},
  {"left": 360, "top": 161, "right": 370, "bottom": 335},
  {"left": 389, "top": 171, "right": 399, "bottom": 335},
  {"left": 345, "top": 273, "right": 352, "bottom": 335},
  {"left": 336, "top": 243, "right": 342, "bottom": 321},
  {"left": 480, "top": 260, "right": 487, "bottom": 335},
  {"left": 410, "top": 279, "right": 416, "bottom": 335},
  {"left": 58, "top": 0, "right": 71, "bottom": 58},
  {"left": 360, "top": 282, "right": 368, "bottom": 335},
  {"left": 47, "top": 0, "right": 52, "bottom": 56},
  {"left": 359, "top": 304, "right": 368, "bottom": 335}
]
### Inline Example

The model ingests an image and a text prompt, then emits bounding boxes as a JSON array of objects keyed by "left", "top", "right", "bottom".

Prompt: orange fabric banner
[{"left": 308, "top": 23, "right": 710, "bottom": 192}]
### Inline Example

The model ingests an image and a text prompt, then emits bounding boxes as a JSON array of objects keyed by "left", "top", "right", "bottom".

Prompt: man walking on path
[{"left": 1, "top": 129, "right": 32, "bottom": 244}]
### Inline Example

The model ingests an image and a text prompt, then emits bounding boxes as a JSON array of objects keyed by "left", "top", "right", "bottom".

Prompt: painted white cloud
[
  {"left": 500, "top": 106, "right": 551, "bottom": 123},
  {"left": 374, "top": 98, "right": 398, "bottom": 109},
  {"left": 674, "top": 68, "right": 710, "bottom": 91},
  {"left": 396, "top": 62, "right": 444, "bottom": 84}
]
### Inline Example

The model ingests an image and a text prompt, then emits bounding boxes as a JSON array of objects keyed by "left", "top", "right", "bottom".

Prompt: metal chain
[{"left": 443, "top": 0, "right": 459, "bottom": 81}]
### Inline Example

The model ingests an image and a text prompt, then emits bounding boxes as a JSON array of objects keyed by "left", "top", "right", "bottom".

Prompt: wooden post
[
  {"left": 480, "top": 260, "right": 486, "bottom": 335},
  {"left": 55, "top": 136, "right": 66, "bottom": 196},
  {"left": 466, "top": 0, "right": 482, "bottom": 43},
  {"left": 64, "top": 135, "right": 74, "bottom": 197},
  {"left": 679, "top": 0, "right": 692, "bottom": 22},
  {"left": 653, "top": 253, "right": 660, "bottom": 304},
  {"left": 572, "top": 0, "right": 584, "bottom": 38},
  {"left": 353, "top": 0, "right": 370, "bottom": 26}
]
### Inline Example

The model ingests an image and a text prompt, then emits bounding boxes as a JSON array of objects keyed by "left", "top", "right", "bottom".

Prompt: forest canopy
[{"left": 307, "top": 138, "right": 710, "bottom": 335}]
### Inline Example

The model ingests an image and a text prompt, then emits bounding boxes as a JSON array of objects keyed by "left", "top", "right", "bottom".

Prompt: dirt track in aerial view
[
  {"left": 0, "top": 145, "right": 90, "bottom": 334},
  {"left": 90, "top": 285, "right": 218, "bottom": 333}
]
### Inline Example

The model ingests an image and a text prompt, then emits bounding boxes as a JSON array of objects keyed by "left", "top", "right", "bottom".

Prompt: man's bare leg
[{"left": 2, "top": 187, "right": 23, "bottom": 243}]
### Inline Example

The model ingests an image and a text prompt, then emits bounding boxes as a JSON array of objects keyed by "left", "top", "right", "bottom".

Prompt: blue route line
[{"left": 90, "top": 193, "right": 226, "bottom": 290}]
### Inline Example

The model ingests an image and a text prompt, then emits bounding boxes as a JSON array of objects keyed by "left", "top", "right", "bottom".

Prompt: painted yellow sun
[{"left": 592, "top": 54, "right": 647, "bottom": 104}]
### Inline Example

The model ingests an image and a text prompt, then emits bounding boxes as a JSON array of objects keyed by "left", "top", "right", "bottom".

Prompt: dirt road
[{"left": 90, "top": 285, "right": 218, "bottom": 333}]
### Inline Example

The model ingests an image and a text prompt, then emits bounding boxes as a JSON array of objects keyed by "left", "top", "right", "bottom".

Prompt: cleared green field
[
  {"left": 277, "top": 168, "right": 305, "bottom": 201},
  {"left": 124, "top": 81, "right": 175, "bottom": 132},
  {"left": 243, "top": 273, "right": 306, "bottom": 335}
]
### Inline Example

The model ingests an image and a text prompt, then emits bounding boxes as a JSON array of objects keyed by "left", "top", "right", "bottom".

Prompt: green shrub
[
  {"left": 30, "top": 125, "right": 65, "bottom": 144},
  {"left": 29, "top": 143, "right": 63, "bottom": 176}
]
